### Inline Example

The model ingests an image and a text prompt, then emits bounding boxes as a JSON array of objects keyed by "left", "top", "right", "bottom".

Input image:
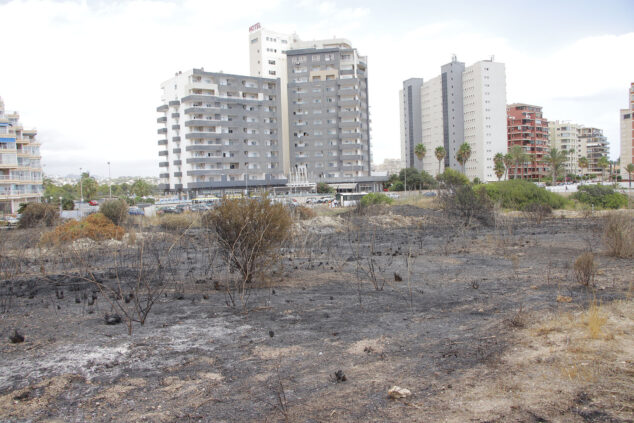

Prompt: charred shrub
[
  {"left": 439, "top": 184, "right": 494, "bottom": 226},
  {"left": 159, "top": 213, "right": 196, "bottom": 232},
  {"left": 41, "top": 213, "right": 125, "bottom": 245},
  {"left": 18, "top": 203, "right": 59, "bottom": 229},
  {"left": 573, "top": 252, "right": 595, "bottom": 286},
  {"left": 204, "top": 197, "right": 291, "bottom": 284},
  {"left": 295, "top": 205, "right": 316, "bottom": 220},
  {"left": 99, "top": 199, "right": 128, "bottom": 225},
  {"left": 602, "top": 212, "right": 634, "bottom": 258},
  {"left": 522, "top": 202, "right": 552, "bottom": 224}
]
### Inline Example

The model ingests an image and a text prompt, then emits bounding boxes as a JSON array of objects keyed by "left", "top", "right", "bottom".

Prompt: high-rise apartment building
[
  {"left": 286, "top": 39, "right": 371, "bottom": 179},
  {"left": 579, "top": 127, "right": 609, "bottom": 177},
  {"left": 157, "top": 69, "right": 285, "bottom": 196},
  {"left": 0, "top": 97, "right": 43, "bottom": 214},
  {"left": 399, "top": 78, "right": 424, "bottom": 169},
  {"left": 506, "top": 104, "right": 550, "bottom": 180},
  {"left": 401, "top": 57, "right": 507, "bottom": 181},
  {"left": 548, "top": 121, "right": 586, "bottom": 176},
  {"left": 248, "top": 24, "right": 301, "bottom": 174},
  {"left": 620, "top": 83, "right": 634, "bottom": 179}
]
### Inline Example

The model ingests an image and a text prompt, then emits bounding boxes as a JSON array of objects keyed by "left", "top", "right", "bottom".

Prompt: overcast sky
[{"left": 0, "top": 0, "right": 632, "bottom": 177}]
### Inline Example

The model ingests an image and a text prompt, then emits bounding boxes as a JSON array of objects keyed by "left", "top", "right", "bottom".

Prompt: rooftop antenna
[
  {"left": 490, "top": 55, "right": 495, "bottom": 62},
  {"left": 452, "top": 54, "right": 457, "bottom": 62}
]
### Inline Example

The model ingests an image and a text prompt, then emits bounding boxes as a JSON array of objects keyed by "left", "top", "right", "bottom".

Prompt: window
[
  {"left": 268, "top": 70, "right": 276, "bottom": 75},
  {"left": 312, "top": 54, "right": 321, "bottom": 61},
  {"left": 268, "top": 60, "right": 276, "bottom": 65},
  {"left": 251, "top": 38, "right": 258, "bottom": 44}
]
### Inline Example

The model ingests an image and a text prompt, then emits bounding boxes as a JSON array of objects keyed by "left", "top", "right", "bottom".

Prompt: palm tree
[
  {"left": 456, "top": 142, "right": 472, "bottom": 175},
  {"left": 578, "top": 156, "right": 589, "bottom": 179},
  {"left": 414, "top": 143, "right": 427, "bottom": 164},
  {"left": 597, "top": 156, "right": 609, "bottom": 183},
  {"left": 434, "top": 146, "right": 446, "bottom": 175},
  {"left": 509, "top": 145, "right": 529, "bottom": 180},
  {"left": 503, "top": 153, "right": 513, "bottom": 180},
  {"left": 544, "top": 148, "right": 568, "bottom": 184},
  {"left": 494, "top": 162, "right": 505, "bottom": 181},
  {"left": 626, "top": 163, "right": 634, "bottom": 190}
]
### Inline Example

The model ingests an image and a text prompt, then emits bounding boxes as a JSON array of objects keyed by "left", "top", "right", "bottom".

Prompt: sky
[{"left": 0, "top": 0, "right": 632, "bottom": 177}]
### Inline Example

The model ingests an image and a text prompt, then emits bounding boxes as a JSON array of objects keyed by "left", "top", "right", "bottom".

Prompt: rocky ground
[{"left": 0, "top": 206, "right": 632, "bottom": 422}]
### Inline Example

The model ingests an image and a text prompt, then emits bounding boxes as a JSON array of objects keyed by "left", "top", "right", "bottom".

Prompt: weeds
[
  {"left": 573, "top": 252, "right": 595, "bottom": 287},
  {"left": 602, "top": 212, "right": 634, "bottom": 258}
]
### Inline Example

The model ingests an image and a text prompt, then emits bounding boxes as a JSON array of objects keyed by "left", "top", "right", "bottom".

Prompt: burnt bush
[
  {"left": 18, "top": 203, "right": 59, "bottom": 229},
  {"left": 295, "top": 205, "right": 316, "bottom": 220},
  {"left": 159, "top": 213, "right": 196, "bottom": 232},
  {"left": 573, "top": 252, "right": 595, "bottom": 286},
  {"left": 99, "top": 199, "right": 128, "bottom": 225},
  {"left": 438, "top": 184, "right": 494, "bottom": 226},
  {"left": 204, "top": 196, "right": 291, "bottom": 284},
  {"left": 522, "top": 202, "right": 552, "bottom": 224},
  {"left": 602, "top": 212, "right": 634, "bottom": 258}
]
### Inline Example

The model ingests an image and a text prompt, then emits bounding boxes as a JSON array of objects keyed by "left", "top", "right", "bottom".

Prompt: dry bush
[
  {"left": 159, "top": 213, "right": 196, "bottom": 232},
  {"left": 99, "top": 199, "right": 128, "bottom": 225},
  {"left": 602, "top": 212, "right": 634, "bottom": 258},
  {"left": 40, "top": 213, "right": 125, "bottom": 245},
  {"left": 586, "top": 301, "right": 607, "bottom": 339},
  {"left": 522, "top": 202, "right": 552, "bottom": 224},
  {"left": 18, "top": 203, "right": 59, "bottom": 228},
  {"left": 295, "top": 205, "right": 316, "bottom": 221},
  {"left": 204, "top": 196, "right": 291, "bottom": 289},
  {"left": 573, "top": 252, "right": 596, "bottom": 286}
]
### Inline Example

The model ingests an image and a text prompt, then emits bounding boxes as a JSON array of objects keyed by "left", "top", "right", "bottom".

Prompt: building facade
[
  {"left": 286, "top": 39, "right": 371, "bottom": 180},
  {"left": 248, "top": 24, "right": 301, "bottom": 174},
  {"left": 506, "top": 104, "right": 550, "bottom": 180},
  {"left": 157, "top": 69, "right": 285, "bottom": 197},
  {"left": 579, "top": 127, "right": 609, "bottom": 177},
  {"left": 620, "top": 83, "right": 634, "bottom": 180},
  {"left": 548, "top": 121, "right": 586, "bottom": 176},
  {"left": 402, "top": 57, "right": 507, "bottom": 181},
  {"left": 0, "top": 97, "right": 42, "bottom": 214},
  {"left": 399, "top": 78, "right": 424, "bottom": 170}
]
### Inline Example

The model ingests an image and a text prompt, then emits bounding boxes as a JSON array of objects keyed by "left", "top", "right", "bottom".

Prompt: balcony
[
  {"left": 159, "top": 161, "right": 169, "bottom": 167},
  {"left": 169, "top": 100, "right": 181, "bottom": 107},
  {"left": 156, "top": 104, "right": 168, "bottom": 112},
  {"left": 158, "top": 151, "right": 168, "bottom": 156},
  {"left": 157, "top": 117, "right": 167, "bottom": 123},
  {"left": 158, "top": 128, "right": 167, "bottom": 134},
  {"left": 158, "top": 139, "right": 167, "bottom": 146},
  {"left": 172, "top": 148, "right": 181, "bottom": 154}
]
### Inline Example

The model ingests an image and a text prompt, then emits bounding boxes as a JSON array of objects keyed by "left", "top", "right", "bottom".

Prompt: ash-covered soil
[{"left": 1, "top": 207, "right": 632, "bottom": 422}]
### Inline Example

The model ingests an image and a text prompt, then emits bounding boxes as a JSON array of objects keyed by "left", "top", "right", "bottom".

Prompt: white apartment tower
[
  {"left": 248, "top": 24, "right": 300, "bottom": 174},
  {"left": 462, "top": 60, "right": 508, "bottom": 182},
  {"left": 401, "top": 57, "right": 507, "bottom": 181},
  {"left": 548, "top": 121, "right": 586, "bottom": 176},
  {"left": 157, "top": 69, "right": 285, "bottom": 196},
  {"left": 0, "top": 97, "right": 43, "bottom": 214}
]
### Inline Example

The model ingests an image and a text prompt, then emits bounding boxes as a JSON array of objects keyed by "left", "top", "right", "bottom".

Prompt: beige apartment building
[
  {"left": 548, "top": 121, "right": 586, "bottom": 176},
  {"left": 620, "top": 83, "right": 633, "bottom": 179},
  {"left": 0, "top": 97, "right": 43, "bottom": 214}
]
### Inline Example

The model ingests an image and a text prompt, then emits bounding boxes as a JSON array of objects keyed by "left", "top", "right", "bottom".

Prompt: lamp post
[
  {"left": 79, "top": 167, "right": 84, "bottom": 203},
  {"left": 107, "top": 161, "right": 112, "bottom": 199}
]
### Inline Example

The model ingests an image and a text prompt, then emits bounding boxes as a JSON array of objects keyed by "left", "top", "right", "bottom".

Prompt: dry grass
[
  {"left": 393, "top": 193, "right": 438, "bottom": 208},
  {"left": 40, "top": 213, "right": 125, "bottom": 245},
  {"left": 573, "top": 252, "right": 596, "bottom": 286}
]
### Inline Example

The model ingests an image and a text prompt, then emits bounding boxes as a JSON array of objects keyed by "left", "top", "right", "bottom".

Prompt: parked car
[
  {"left": 128, "top": 207, "right": 144, "bottom": 216},
  {"left": 89, "top": 200, "right": 99, "bottom": 206},
  {"left": 0, "top": 216, "right": 19, "bottom": 229}
]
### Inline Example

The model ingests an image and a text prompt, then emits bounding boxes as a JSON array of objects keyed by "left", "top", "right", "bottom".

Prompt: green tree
[
  {"left": 626, "top": 163, "right": 634, "bottom": 190},
  {"left": 494, "top": 161, "right": 505, "bottom": 181},
  {"left": 456, "top": 142, "right": 472, "bottom": 175},
  {"left": 437, "top": 168, "right": 470, "bottom": 187},
  {"left": 130, "top": 179, "right": 154, "bottom": 198},
  {"left": 578, "top": 156, "right": 589, "bottom": 178},
  {"left": 399, "top": 167, "right": 423, "bottom": 191},
  {"left": 77, "top": 172, "right": 98, "bottom": 201},
  {"left": 544, "top": 148, "right": 568, "bottom": 184},
  {"left": 509, "top": 145, "right": 529, "bottom": 180},
  {"left": 597, "top": 156, "right": 609, "bottom": 183},
  {"left": 316, "top": 182, "right": 333, "bottom": 194},
  {"left": 503, "top": 153, "right": 513, "bottom": 181},
  {"left": 435, "top": 146, "right": 446, "bottom": 176},
  {"left": 414, "top": 143, "right": 427, "bottom": 163}
]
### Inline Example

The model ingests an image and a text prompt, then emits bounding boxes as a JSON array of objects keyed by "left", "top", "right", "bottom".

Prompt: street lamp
[
  {"left": 107, "top": 161, "right": 112, "bottom": 199},
  {"left": 79, "top": 167, "right": 84, "bottom": 203}
]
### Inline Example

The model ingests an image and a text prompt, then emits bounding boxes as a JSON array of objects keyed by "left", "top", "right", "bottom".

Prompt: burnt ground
[{"left": 0, "top": 206, "right": 633, "bottom": 422}]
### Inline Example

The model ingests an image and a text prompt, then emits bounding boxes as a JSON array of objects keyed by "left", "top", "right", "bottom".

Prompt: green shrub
[
  {"left": 316, "top": 182, "right": 334, "bottom": 194},
  {"left": 159, "top": 213, "right": 196, "bottom": 232},
  {"left": 389, "top": 181, "right": 404, "bottom": 191},
  {"left": 572, "top": 185, "right": 627, "bottom": 209},
  {"left": 437, "top": 168, "right": 470, "bottom": 187},
  {"left": 477, "top": 180, "right": 566, "bottom": 210},
  {"left": 439, "top": 184, "right": 494, "bottom": 226},
  {"left": 99, "top": 199, "right": 128, "bottom": 225},
  {"left": 18, "top": 203, "right": 59, "bottom": 229},
  {"left": 360, "top": 193, "right": 394, "bottom": 207}
]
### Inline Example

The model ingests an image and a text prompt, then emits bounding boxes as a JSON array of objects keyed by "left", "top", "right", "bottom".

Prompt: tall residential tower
[
  {"left": 620, "top": 83, "right": 634, "bottom": 179},
  {"left": 0, "top": 97, "right": 42, "bottom": 214}
]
